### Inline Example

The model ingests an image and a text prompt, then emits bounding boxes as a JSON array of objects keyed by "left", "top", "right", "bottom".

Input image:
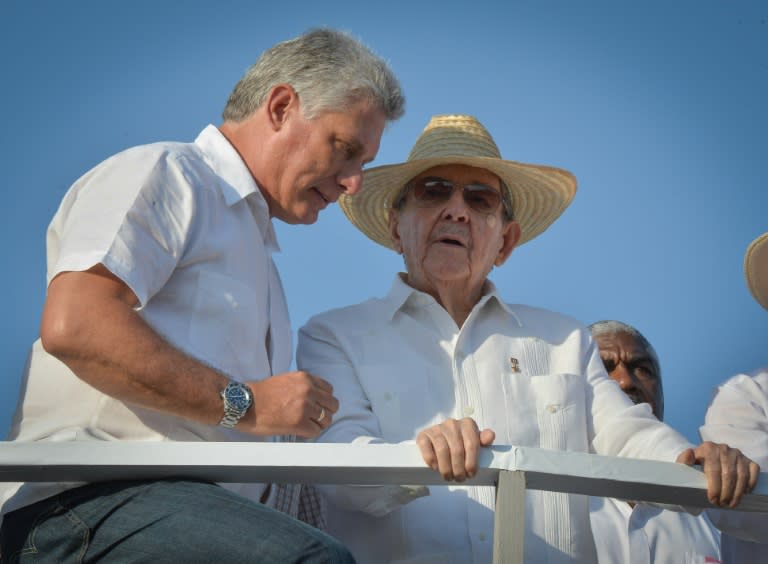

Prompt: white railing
[{"left": 2, "top": 442, "right": 767, "bottom": 564}]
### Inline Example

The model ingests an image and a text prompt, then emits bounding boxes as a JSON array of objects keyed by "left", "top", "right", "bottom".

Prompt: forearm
[{"left": 42, "top": 268, "right": 229, "bottom": 427}]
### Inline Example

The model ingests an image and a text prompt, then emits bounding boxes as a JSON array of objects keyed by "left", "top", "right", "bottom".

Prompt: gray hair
[
  {"left": 588, "top": 320, "right": 661, "bottom": 369},
  {"left": 222, "top": 28, "right": 405, "bottom": 122}
]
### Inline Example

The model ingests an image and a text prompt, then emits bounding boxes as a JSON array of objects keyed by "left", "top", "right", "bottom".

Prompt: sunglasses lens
[
  {"left": 414, "top": 179, "right": 454, "bottom": 203},
  {"left": 410, "top": 178, "right": 502, "bottom": 214},
  {"left": 464, "top": 184, "right": 501, "bottom": 214}
]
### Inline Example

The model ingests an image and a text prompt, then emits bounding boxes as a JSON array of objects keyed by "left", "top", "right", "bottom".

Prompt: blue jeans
[{"left": 0, "top": 479, "right": 354, "bottom": 563}]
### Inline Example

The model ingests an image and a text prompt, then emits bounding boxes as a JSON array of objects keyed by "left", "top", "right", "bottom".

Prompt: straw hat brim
[
  {"left": 745, "top": 232, "right": 768, "bottom": 310},
  {"left": 340, "top": 155, "right": 577, "bottom": 250}
]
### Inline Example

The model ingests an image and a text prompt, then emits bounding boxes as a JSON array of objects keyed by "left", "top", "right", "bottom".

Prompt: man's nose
[
  {"left": 337, "top": 165, "right": 363, "bottom": 195},
  {"left": 611, "top": 364, "right": 638, "bottom": 389},
  {"left": 441, "top": 188, "right": 470, "bottom": 222}
]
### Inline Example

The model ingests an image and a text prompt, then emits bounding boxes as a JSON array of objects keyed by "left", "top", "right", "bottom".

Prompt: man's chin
[{"left": 275, "top": 205, "right": 321, "bottom": 225}]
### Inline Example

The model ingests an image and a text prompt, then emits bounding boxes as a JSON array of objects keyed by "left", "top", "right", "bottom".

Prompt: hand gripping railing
[{"left": 1, "top": 442, "right": 767, "bottom": 564}]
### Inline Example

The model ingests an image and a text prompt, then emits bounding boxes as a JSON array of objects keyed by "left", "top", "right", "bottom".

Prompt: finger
[
  {"left": 311, "top": 375, "right": 334, "bottom": 394},
  {"left": 417, "top": 432, "right": 439, "bottom": 471},
  {"left": 728, "top": 454, "right": 752, "bottom": 508},
  {"left": 312, "top": 389, "right": 340, "bottom": 414},
  {"left": 695, "top": 444, "right": 723, "bottom": 505},
  {"left": 719, "top": 446, "right": 743, "bottom": 506},
  {"left": 308, "top": 401, "right": 334, "bottom": 431},
  {"left": 295, "top": 418, "right": 323, "bottom": 439},
  {"left": 479, "top": 428, "right": 496, "bottom": 447},
  {"left": 460, "top": 419, "right": 482, "bottom": 479},
  {"left": 749, "top": 461, "right": 761, "bottom": 492},
  {"left": 428, "top": 430, "right": 455, "bottom": 480},
  {"left": 675, "top": 448, "right": 695, "bottom": 466}
]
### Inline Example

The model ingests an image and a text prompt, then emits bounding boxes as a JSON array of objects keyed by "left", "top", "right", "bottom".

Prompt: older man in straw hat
[
  {"left": 297, "top": 115, "right": 758, "bottom": 563},
  {"left": 700, "top": 232, "right": 768, "bottom": 563}
]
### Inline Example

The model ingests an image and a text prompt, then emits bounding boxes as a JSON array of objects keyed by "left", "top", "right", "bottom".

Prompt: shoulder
[
  {"left": 98, "top": 140, "right": 219, "bottom": 200},
  {"left": 300, "top": 298, "right": 388, "bottom": 336},
  {"left": 711, "top": 368, "right": 768, "bottom": 405},
  {"left": 71, "top": 140, "right": 207, "bottom": 195},
  {"left": 507, "top": 303, "right": 584, "bottom": 326},
  {"left": 717, "top": 368, "right": 768, "bottom": 394},
  {"left": 503, "top": 302, "right": 590, "bottom": 339},
  {"left": 103, "top": 138, "right": 201, "bottom": 167}
]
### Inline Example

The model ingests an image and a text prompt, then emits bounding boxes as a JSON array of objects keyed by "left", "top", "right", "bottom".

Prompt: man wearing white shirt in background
[
  {"left": 589, "top": 320, "right": 721, "bottom": 564},
  {"left": 298, "top": 114, "right": 758, "bottom": 564},
  {"left": 700, "top": 231, "right": 768, "bottom": 563}
]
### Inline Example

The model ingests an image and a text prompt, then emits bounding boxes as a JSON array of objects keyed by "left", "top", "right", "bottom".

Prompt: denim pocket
[{"left": 4, "top": 500, "right": 88, "bottom": 563}]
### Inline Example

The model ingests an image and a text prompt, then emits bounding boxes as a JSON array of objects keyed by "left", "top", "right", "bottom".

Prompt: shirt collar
[
  {"left": 194, "top": 124, "right": 279, "bottom": 252},
  {"left": 383, "top": 273, "right": 523, "bottom": 327}
]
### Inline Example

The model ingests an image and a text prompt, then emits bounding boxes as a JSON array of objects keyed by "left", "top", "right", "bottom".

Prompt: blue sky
[{"left": 1, "top": 0, "right": 766, "bottom": 444}]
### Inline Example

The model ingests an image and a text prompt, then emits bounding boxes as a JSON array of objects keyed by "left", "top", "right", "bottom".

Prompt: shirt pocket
[{"left": 529, "top": 372, "right": 589, "bottom": 451}]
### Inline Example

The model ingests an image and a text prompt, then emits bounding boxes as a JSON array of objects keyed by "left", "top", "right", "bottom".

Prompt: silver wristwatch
[{"left": 219, "top": 380, "right": 253, "bottom": 428}]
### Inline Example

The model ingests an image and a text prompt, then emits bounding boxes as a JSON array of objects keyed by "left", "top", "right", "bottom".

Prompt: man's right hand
[
  {"left": 416, "top": 418, "right": 496, "bottom": 482},
  {"left": 244, "top": 371, "right": 339, "bottom": 438},
  {"left": 41, "top": 265, "right": 340, "bottom": 440}
]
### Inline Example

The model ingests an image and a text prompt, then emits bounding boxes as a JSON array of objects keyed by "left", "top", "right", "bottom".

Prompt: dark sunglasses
[{"left": 396, "top": 177, "right": 506, "bottom": 215}]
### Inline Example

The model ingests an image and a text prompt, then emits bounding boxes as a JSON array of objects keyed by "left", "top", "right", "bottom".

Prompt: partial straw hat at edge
[
  {"left": 339, "top": 114, "right": 578, "bottom": 251},
  {"left": 745, "top": 232, "right": 768, "bottom": 311}
]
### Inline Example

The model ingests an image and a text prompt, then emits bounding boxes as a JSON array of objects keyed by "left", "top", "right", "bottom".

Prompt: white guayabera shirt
[
  {"left": 298, "top": 275, "right": 695, "bottom": 564},
  {"left": 1, "top": 126, "right": 291, "bottom": 525},
  {"left": 589, "top": 496, "right": 721, "bottom": 564},
  {"left": 700, "top": 368, "right": 768, "bottom": 563}
]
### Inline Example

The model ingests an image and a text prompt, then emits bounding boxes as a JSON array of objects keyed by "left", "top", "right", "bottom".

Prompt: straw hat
[
  {"left": 340, "top": 114, "right": 577, "bottom": 250},
  {"left": 745, "top": 232, "right": 768, "bottom": 310}
]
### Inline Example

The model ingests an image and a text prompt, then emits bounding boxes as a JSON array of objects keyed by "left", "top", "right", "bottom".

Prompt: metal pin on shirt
[{"left": 510, "top": 357, "right": 521, "bottom": 373}]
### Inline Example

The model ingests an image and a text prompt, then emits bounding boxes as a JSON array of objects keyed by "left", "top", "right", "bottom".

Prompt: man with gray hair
[
  {"left": 0, "top": 28, "right": 403, "bottom": 561},
  {"left": 588, "top": 320, "right": 721, "bottom": 563}
]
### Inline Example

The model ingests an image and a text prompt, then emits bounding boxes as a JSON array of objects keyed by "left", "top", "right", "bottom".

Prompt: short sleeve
[{"left": 47, "top": 145, "right": 198, "bottom": 306}]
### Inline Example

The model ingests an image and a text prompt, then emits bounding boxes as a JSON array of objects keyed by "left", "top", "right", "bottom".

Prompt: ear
[
  {"left": 494, "top": 220, "right": 522, "bottom": 267},
  {"left": 265, "top": 84, "right": 299, "bottom": 131},
  {"left": 387, "top": 209, "right": 404, "bottom": 254}
]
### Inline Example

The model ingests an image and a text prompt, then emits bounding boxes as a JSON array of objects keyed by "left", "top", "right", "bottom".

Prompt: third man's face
[{"left": 595, "top": 331, "right": 664, "bottom": 420}]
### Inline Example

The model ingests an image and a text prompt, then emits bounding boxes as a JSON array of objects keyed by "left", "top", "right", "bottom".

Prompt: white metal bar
[{"left": 1, "top": 442, "right": 767, "bottom": 511}]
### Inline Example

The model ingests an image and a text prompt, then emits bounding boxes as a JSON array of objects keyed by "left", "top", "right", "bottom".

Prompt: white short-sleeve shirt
[{"left": 1, "top": 125, "right": 291, "bottom": 519}]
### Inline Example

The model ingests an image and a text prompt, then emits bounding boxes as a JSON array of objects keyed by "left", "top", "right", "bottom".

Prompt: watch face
[
  {"left": 226, "top": 383, "right": 252, "bottom": 412},
  {"left": 227, "top": 386, "right": 251, "bottom": 411},
  {"left": 219, "top": 381, "right": 253, "bottom": 428}
]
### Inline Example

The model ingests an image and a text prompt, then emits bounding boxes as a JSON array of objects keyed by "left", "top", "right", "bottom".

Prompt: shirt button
[
  {"left": 546, "top": 404, "right": 558, "bottom": 413},
  {"left": 384, "top": 392, "right": 393, "bottom": 401},
  {"left": 463, "top": 406, "right": 475, "bottom": 416},
  {"left": 478, "top": 533, "right": 487, "bottom": 541}
]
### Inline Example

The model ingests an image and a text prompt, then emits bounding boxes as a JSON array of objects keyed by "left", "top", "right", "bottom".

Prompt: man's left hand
[
  {"left": 416, "top": 418, "right": 495, "bottom": 482},
  {"left": 676, "top": 441, "right": 760, "bottom": 507}
]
